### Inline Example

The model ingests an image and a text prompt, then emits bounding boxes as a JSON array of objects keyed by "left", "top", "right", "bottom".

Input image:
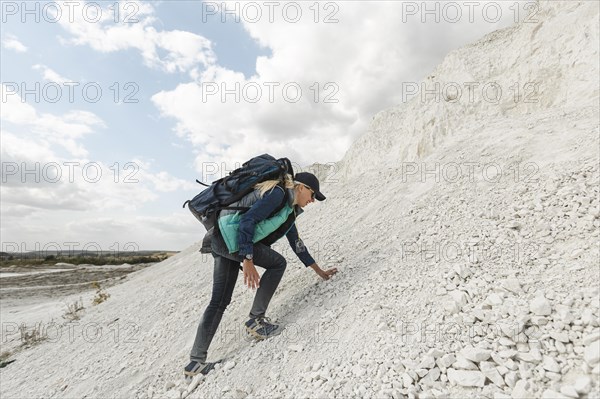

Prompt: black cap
[{"left": 294, "top": 172, "right": 326, "bottom": 201}]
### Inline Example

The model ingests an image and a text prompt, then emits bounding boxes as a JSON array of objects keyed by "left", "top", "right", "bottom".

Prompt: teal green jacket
[{"left": 217, "top": 186, "right": 297, "bottom": 254}]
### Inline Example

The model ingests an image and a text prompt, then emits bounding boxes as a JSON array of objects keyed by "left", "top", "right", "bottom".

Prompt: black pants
[{"left": 189, "top": 231, "right": 287, "bottom": 363}]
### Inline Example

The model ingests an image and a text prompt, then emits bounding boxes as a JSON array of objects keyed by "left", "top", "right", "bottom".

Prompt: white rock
[
  {"left": 453, "top": 264, "right": 472, "bottom": 279},
  {"left": 165, "top": 389, "right": 181, "bottom": 399},
  {"left": 559, "top": 385, "right": 579, "bottom": 398},
  {"left": 542, "top": 356, "right": 561, "bottom": 373},
  {"left": 437, "top": 354, "right": 456, "bottom": 369},
  {"left": 531, "top": 316, "right": 549, "bottom": 326},
  {"left": 447, "top": 368, "right": 485, "bottom": 387},
  {"left": 288, "top": 344, "right": 303, "bottom": 352},
  {"left": 496, "top": 366, "right": 508, "bottom": 375},
  {"left": 584, "top": 340, "right": 600, "bottom": 365},
  {"left": 498, "top": 349, "right": 518, "bottom": 359},
  {"left": 504, "top": 359, "right": 518, "bottom": 371},
  {"left": 516, "top": 342, "right": 529, "bottom": 353},
  {"left": 551, "top": 331, "right": 570, "bottom": 343},
  {"left": 182, "top": 375, "right": 202, "bottom": 397},
  {"left": 541, "top": 390, "right": 568, "bottom": 399},
  {"left": 555, "top": 305, "right": 575, "bottom": 324},
  {"left": 418, "top": 355, "right": 436, "bottom": 369},
  {"left": 223, "top": 361, "right": 236, "bottom": 371},
  {"left": 573, "top": 376, "right": 591, "bottom": 394},
  {"left": 351, "top": 364, "right": 366, "bottom": 377},
  {"left": 502, "top": 279, "right": 522, "bottom": 293},
  {"left": 546, "top": 371, "right": 562, "bottom": 381},
  {"left": 504, "top": 371, "right": 518, "bottom": 388},
  {"left": 164, "top": 382, "right": 175, "bottom": 391},
  {"left": 427, "top": 348, "right": 445, "bottom": 359},
  {"left": 416, "top": 368, "right": 429, "bottom": 378},
  {"left": 556, "top": 341, "right": 567, "bottom": 353},
  {"left": 449, "top": 290, "right": 469, "bottom": 307},
  {"left": 473, "top": 309, "right": 488, "bottom": 321},
  {"left": 443, "top": 299, "right": 461, "bottom": 314},
  {"left": 479, "top": 361, "right": 505, "bottom": 387},
  {"left": 228, "top": 389, "right": 248, "bottom": 399},
  {"left": 506, "top": 220, "right": 522, "bottom": 230},
  {"left": 530, "top": 296, "right": 552, "bottom": 316},
  {"left": 583, "top": 332, "right": 600, "bottom": 346},
  {"left": 581, "top": 309, "right": 596, "bottom": 326},
  {"left": 460, "top": 346, "right": 491, "bottom": 362},
  {"left": 570, "top": 248, "right": 584, "bottom": 259},
  {"left": 530, "top": 348, "right": 543, "bottom": 362},
  {"left": 512, "top": 380, "right": 531, "bottom": 399},
  {"left": 421, "top": 368, "right": 441, "bottom": 385},
  {"left": 401, "top": 372, "right": 413, "bottom": 388},
  {"left": 452, "top": 355, "right": 479, "bottom": 370},
  {"left": 488, "top": 293, "right": 504, "bottom": 306},
  {"left": 516, "top": 351, "right": 541, "bottom": 364}
]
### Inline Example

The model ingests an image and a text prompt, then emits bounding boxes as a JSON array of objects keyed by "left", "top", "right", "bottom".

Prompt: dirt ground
[{"left": 0, "top": 263, "right": 153, "bottom": 301}]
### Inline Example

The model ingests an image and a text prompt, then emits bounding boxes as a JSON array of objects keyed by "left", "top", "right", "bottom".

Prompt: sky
[{"left": 1, "top": 0, "right": 528, "bottom": 252}]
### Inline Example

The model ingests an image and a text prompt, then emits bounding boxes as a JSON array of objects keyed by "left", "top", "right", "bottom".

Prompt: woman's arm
[
  {"left": 285, "top": 223, "right": 316, "bottom": 266},
  {"left": 286, "top": 224, "right": 338, "bottom": 280}
]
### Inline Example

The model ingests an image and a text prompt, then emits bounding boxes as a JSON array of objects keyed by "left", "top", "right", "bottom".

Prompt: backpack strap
[
  {"left": 220, "top": 206, "right": 251, "bottom": 211},
  {"left": 265, "top": 184, "right": 289, "bottom": 219}
]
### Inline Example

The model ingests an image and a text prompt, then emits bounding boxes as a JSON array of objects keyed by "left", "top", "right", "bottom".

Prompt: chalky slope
[{"left": 0, "top": 1, "right": 598, "bottom": 398}]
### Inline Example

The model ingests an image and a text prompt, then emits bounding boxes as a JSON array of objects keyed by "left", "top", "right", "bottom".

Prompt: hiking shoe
[
  {"left": 184, "top": 360, "right": 218, "bottom": 378},
  {"left": 245, "top": 316, "right": 280, "bottom": 340}
]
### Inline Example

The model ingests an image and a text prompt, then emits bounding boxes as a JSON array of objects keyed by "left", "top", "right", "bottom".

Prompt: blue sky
[{"left": 1, "top": 0, "right": 522, "bottom": 251}]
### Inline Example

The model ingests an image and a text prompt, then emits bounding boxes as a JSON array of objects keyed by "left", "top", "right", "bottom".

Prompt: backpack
[{"left": 183, "top": 154, "right": 294, "bottom": 252}]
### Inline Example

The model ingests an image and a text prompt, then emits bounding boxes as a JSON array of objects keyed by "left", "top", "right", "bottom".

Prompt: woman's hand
[
  {"left": 243, "top": 259, "right": 260, "bottom": 289},
  {"left": 310, "top": 263, "right": 338, "bottom": 280},
  {"left": 318, "top": 267, "right": 338, "bottom": 280}
]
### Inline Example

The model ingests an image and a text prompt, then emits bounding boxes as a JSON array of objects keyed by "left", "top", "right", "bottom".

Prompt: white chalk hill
[{"left": 1, "top": 1, "right": 598, "bottom": 398}]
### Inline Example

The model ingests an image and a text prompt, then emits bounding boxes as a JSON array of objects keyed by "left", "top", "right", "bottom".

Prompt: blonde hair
[{"left": 254, "top": 173, "right": 296, "bottom": 198}]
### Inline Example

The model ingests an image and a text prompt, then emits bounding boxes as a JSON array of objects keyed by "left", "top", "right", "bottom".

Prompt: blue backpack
[{"left": 183, "top": 153, "right": 294, "bottom": 233}]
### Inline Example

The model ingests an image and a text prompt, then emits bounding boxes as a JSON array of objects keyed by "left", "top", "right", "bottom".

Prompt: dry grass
[
  {"left": 18, "top": 322, "right": 48, "bottom": 347},
  {"left": 91, "top": 281, "right": 110, "bottom": 305},
  {"left": 62, "top": 297, "right": 85, "bottom": 321}
]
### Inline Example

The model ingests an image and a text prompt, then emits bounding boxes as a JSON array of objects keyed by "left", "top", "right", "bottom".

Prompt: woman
[{"left": 185, "top": 172, "right": 338, "bottom": 378}]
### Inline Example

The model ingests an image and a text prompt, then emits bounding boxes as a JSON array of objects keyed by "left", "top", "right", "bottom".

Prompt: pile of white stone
[
  {"left": 389, "top": 160, "right": 600, "bottom": 398},
  {"left": 409, "top": 275, "right": 599, "bottom": 399}
]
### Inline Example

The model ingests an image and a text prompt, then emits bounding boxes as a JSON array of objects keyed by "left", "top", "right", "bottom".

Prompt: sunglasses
[{"left": 301, "top": 184, "right": 315, "bottom": 199}]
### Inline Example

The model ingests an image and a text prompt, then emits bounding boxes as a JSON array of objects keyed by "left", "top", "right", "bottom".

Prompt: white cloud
[
  {"left": 55, "top": 1, "right": 215, "bottom": 74},
  {"left": 1, "top": 84, "right": 104, "bottom": 157},
  {"left": 0, "top": 127, "right": 197, "bottom": 250},
  {"left": 2, "top": 34, "right": 27, "bottom": 53},
  {"left": 59, "top": 212, "right": 200, "bottom": 250},
  {"left": 32, "top": 64, "right": 70, "bottom": 84},
  {"left": 139, "top": 170, "right": 197, "bottom": 192},
  {"left": 0, "top": 131, "right": 158, "bottom": 210},
  {"left": 0, "top": 87, "right": 203, "bottom": 250},
  {"left": 151, "top": 1, "right": 522, "bottom": 171}
]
